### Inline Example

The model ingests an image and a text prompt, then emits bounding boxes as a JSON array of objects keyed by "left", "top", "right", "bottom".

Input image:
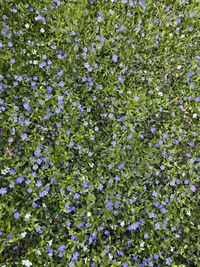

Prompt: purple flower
[
  {"left": 127, "top": 222, "right": 139, "bottom": 231},
  {"left": 35, "top": 226, "right": 42, "bottom": 233},
  {"left": 34, "top": 148, "right": 41, "bottom": 156},
  {"left": 112, "top": 54, "right": 118, "bottom": 63},
  {"left": 190, "top": 185, "right": 196, "bottom": 192},
  {"left": 118, "top": 163, "right": 125, "bottom": 170},
  {"left": 162, "top": 132, "right": 168, "bottom": 139},
  {"left": 16, "top": 176, "right": 24, "bottom": 183},
  {"left": 24, "top": 103, "right": 30, "bottom": 111},
  {"left": 166, "top": 258, "right": 172, "bottom": 265},
  {"left": 100, "top": 36, "right": 105, "bottom": 42},
  {"left": 149, "top": 213, "right": 157, "bottom": 219},
  {"left": 161, "top": 208, "right": 167, "bottom": 214},
  {"left": 10, "top": 58, "right": 16, "bottom": 64},
  {"left": 10, "top": 169, "right": 15, "bottom": 175},
  {"left": 14, "top": 212, "right": 20, "bottom": 219},
  {"left": 36, "top": 180, "right": 42, "bottom": 187},
  {"left": 66, "top": 130, "right": 71, "bottom": 137},
  {"left": 115, "top": 175, "right": 120, "bottom": 181},
  {"left": 22, "top": 133, "right": 28, "bottom": 141},
  {"left": 58, "top": 81, "right": 65, "bottom": 87},
  {"left": 171, "top": 226, "right": 176, "bottom": 232},
  {"left": 155, "top": 223, "right": 160, "bottom": 230},
  {"left": 27, "top": 188, "right": 32, "bottom": 193},
  {"left": 106, "top": 200, "right": 113, "bottom": 210},
  {"left": 152, "top": 191, "right": 158, "bottom": 198},
  {"left": 104, "top": 230, "right": 110, "bottom": 236},
  {"left": 150, "top": 126, "right": 156, "bottom": 133},
  {"left": 82, "top": 181, "right": 88, "bottom": 188},
  {"left": 156, "top": 140, "right": 163, "bottom": 147},
  {"left": 189, "top": 12, "right": 194, "bottom": 17},
  {"left": 48, "top": 248, "right": 54, "bottom": 256},
  {"left": 58, "top": 245, "right": 65, "bottom": 252},
  {"left": 72, "top": 252, "right": 79, "bottom": 261},
  {"left": 33, "top": 164, "right": 38, "bottom": 170},
  {"left": 134, "top": 96, "right": 140, "bottom": 101},
  {"left": 184, "top": 179, "right": 189, "bottom": 185},
  {"left": 153, "top": 254, "right": 159, "bottom": 260},
  {"left": 189, "top": 142, "right": 194, "bottom": 147},
  {"left": 108, "top": 113, "right": 115, "bottom": 119},
  {"left": 154, "top": 202, "right": 160, "bottom": 207}
]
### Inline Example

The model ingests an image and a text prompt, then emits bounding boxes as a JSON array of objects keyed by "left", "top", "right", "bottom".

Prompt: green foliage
[{"left": 0, "top": 0, "right": 199, "bottom": 266}]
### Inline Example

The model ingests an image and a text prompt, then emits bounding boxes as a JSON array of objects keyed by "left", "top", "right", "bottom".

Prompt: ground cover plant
[{"left": 0, "top": 0, "right": 200, "bottom": 266}]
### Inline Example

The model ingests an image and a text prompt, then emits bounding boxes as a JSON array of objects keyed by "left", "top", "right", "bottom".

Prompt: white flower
[
  {"left": 21, "top": 232, "right": 27, "bottom": 238},
  {"left": 109, "top": 254, "right": 113, "bottom": 260},
  {"left": 111, "top": 224, "right": 117, "bottom": 230},
  {"left": 158, "top": 91, "right": 163, "bottom": 96},
  {"left": 109, "top": 9, "right": 114, "bottom": 15},
  {"left": 1, "top": 169, "right": 7, "bottom": 175},
  {"left": 140, "top": 242, "right": 145, "bottom": 247},
  {"left": 186, "top": 210, "right": 191, "bottom": 216},
  {"left": 32, "top": 49, "right": 37, "bottom": 55},
  {"left": 87, "top": 212, "right": 91, "bottom": 217},
  {"left": 22, "top": 259, "right": 32, "bottom": 267},
  {"left": 177, "top": 65, "right": 182, "bottom": 70},
  {"left": 25, "top": 23, "right": 29, "bottom": 29},
  {"left": 35, "top": 249, "right": 41, "bottom": 255},
  {"left": 83, "top": 246, "right": 87, "bottom": 252},
  {"left": 40, "top": 28, "right": 45, "bottom": 33},
  {"left": 84, "top": 62, "right": 90, "bottom": 68},
  {"left": 25, "top": 213, "right": 31, "bottom": 219},
  {"left": 120, "top": 221, "right": 125, "bottom": 227},
  {"left": 193, "top": 113, "right": 197, "bottom": 118},
  {"left": 48, "top": 239, "right": 53, "bottom": 246}
]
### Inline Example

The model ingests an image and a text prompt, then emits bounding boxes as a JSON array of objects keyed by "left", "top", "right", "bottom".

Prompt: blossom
[
  {"left": 0, "top": 187, "right": 7, "bottom": 195},
  {"left": 22, "top": 260, "right": 32, "bottom": 267},
  {"left": 112, "top": 54, "right": 118, "bottom": 62},
  {"left": 190, "top": 185, "right": 196, "bottom": 192},
  {"left": 58, "top": 245, "right": 65, "bottom": 252}
]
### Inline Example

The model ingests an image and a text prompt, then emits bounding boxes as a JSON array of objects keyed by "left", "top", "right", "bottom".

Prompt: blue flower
[
  {"left": 14, "top": 212, "right": 20, "bottom": 219},
  {"left": 58, "top": 245, "right": 65, "bottom": 252},
  {"left": 72, "top": 251, "right": 79, "bottom": 261},
  {"left": 190, "top": 185, "right": 196, "bottom": 192},
  {"left": 112, "top": 54, "right": 118, "bottom": 63},
  {"left": 127, "top": 222, "right": 139, "bottom": 231}
]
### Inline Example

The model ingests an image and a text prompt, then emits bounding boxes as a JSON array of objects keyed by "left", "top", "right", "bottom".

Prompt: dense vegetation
[{"left": 0, "top": 0, "right": 199, "bottom": 266}]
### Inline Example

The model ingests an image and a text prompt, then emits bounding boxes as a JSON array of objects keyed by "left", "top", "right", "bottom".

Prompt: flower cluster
[{"left": 0, "top": 0, "right": 199, "bottom": 266}]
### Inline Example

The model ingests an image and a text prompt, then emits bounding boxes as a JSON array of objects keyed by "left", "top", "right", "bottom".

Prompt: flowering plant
[{"left": 0, "top": 1, "right": 199, "bottom": 266}]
